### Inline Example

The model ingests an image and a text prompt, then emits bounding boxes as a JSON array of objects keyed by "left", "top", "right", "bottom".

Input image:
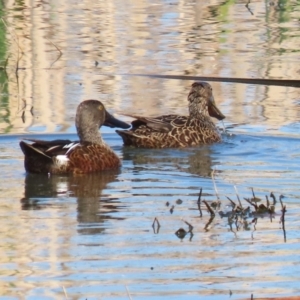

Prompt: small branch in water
[
  {"left": 266, "top": 195, "right": 270, "bottom": 208},
  {"left": 47, "top": 38, "right": 63, "bottom": 67},
  {"left": 202, "top": 200, "right": 215, "bottom": 217},
  {"left": 226, "top": 196, "right": 241, "bottom": 214},
  {"left": 183, "top": 219, "right": 194, "bottom": 233},
  {"left": 251, "top": 217, "right": 257, "bottom": 239},
  {"left": 152, "top": 217, "right": 160, "bottom": 234},
  {"left": 234, "top": 185, "right": 243, "bottom": 209},
  {"left": 265, "top": 195, "right": 275, "bottom": 222},
  {"left": 234, "top": 215, "right": 239, "bottom": 231},
  {"left": 21, "top": 110, "right": 25, "bottom": 123},
  {"left": 204, "top": 215, "right": 215, "bottom": 231},
  {"left": 270, "top": 192, "right": 276, "bottom": 205},
  {"left": 281, "top": 205, "right": 287, "bottom": 243},
  {"left": 251, "top": 187, "right": 261, "bottom": 203},
  {"left": 279, "top": 195, "right": 287, "bottom": 242},
  {"left": 170, "top": 205, "right": 174, "bottom": 214},
  {"left": 252, "top": 217, "right": 257, "bottom": 230},
  {"left": 244, "top": 197, "right": 257, "bottom": 211},
  {"left": 279, "top": 195, "right": 285, "bottom": 209},
  {"left": 125, "top": 285, "right": 133, "bottom": 300},
  {"left": 226, "top": 196, "right": 236, "bottom": 208},
  {"left": 197, "top": 188, "right": 203, "bottom": 217},
  {"left": 62, "top": 286, "right": 68, "bottom": 299},
  {"left": 211, "top": 169, "right": 220, "bottom": 200},
  {"left": 245, "top": 0, "right": 254, "bottom": 15}
]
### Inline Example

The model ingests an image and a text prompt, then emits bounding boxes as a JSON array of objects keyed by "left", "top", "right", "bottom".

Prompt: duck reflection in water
[
  {"left": 121, "top": 144, "right": 217, "bottom": 178},
  {"left": 21, "top": 171, "right": 124, "bottom": 235}
]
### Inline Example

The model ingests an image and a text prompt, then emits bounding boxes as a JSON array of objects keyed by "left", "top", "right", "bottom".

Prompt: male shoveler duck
[
  {"left": 116, "top": 82, "right": 225, "bottom": 148},
  {"left": 19, "top": 100, "right": 130, "bottom": 174}
]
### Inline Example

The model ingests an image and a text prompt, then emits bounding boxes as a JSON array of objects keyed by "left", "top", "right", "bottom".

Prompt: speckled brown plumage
[
  {"left": 116, "top": 82, "right": 225, "bottom": 148},
  {"left": 19, "top": 100, "right": 130, "bottom": 174}
]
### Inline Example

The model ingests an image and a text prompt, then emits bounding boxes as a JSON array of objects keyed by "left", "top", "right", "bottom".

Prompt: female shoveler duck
[
  {"left": 19, "top": 100, "right": 130, "bottom": 174},
  {"left": 116, "top": 82, "right": 225, "bottom": 148}
]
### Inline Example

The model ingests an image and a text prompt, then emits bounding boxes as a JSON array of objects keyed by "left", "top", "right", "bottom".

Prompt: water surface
[{"left": 0, "top": 0, "right": 300, "bottom": 299}]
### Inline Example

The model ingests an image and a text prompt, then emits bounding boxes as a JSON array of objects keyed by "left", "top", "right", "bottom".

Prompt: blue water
[
  {"left": 1, "top": 129, "right": 300, "bottom": 299},
  {"left": 1, "top": 0, "right": 300, "bottom": 298}
]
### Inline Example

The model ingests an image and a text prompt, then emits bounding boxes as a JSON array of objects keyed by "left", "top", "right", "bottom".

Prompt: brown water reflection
[
  {"left": 0, "top": 0, "right": 299, "bottom": 135},
  {"left": 1, "top": 0, "right": 300, "bottom": 299},
  {"left": 21, "top": 171, "right": 124, "bottom": 234},
  {"left": 122, "top": 145, "right": 215, "bottom": 177}
]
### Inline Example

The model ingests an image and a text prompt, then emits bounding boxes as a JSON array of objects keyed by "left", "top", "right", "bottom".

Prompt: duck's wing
[
  {"left": 20, "top": 139, "right": 78, "bottom": 157},
  {"left": 125, "top": 114, "right": 187, "bottom": 133}
]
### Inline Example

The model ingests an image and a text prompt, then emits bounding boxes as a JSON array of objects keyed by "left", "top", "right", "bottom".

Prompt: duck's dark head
[{"left": 75, "top": 100, "right": 130, "bottom": 144}]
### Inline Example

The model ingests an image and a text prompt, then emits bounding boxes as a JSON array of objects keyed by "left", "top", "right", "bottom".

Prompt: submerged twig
[
  {"left": 204, "top": 215, "right": 215, "bottom": 231},
  {"left": 226, "top": 196, "right": 241, "bottom": 216},
  {"left": 251, "top": 217, "right": 258, "bottom": 240},
  {"left": 47, "top": 38, "right": 63, "bottom": 67},
  {"left": 170, "top": 205, "right": 174, "bottom": 214},
  {"left": 245, "top": 0, "right": 254, "bottom": 15},
  {"left": 183, "top": 220, "right": 194, "bottom": 233},
  {"left": 211, "top": 169, "right": 220, "bottom": 200},
  {"left": 62, "top": 286, "right": 68, "bottom": 299},
  {"left": 279, "top": 195, "right": 285, "bottom": 209},
  {"left": 202, "top": 200, "right": 215, "bottom": 217},
  {"left": 227, "top": 215, "right": 237, "bottom": 237},
  {"left": 279, "top": 195, "right": 287, "bottom": 242},
  {"left": 251, "top": 187, "right": 261, "bottom": 203},
  {"left": 21, "top": 110, "right": 25, "bottom": 123},
  {"left": 266, "top": 195, "right": 270, "bottom": 208},
  {"left": 270, "top": 192, "right": 276, "bottom": 205},
  {"left": 266, "top": 195, "right": 274, "bottom": 222},
  {"left": 244, "top": 197, "right": 257, "bottom": 210},
  {"left": 197, "top": 188, "right": 203, "bottom": 217},
  {"left": 152, "top": 217, "right": 160, "bottom": 234},
  {"left": 234, "top": 185, "right": 243, "bottom": 209},
  {"left": 252, "top": 217, "right": 257, "bottom": 230},
  {"left": 125, "top": 285, "right": 133, "bottom": 300}
]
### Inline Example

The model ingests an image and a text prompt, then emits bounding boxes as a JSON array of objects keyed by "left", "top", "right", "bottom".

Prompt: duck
[
  {"left": 116, "top": 81, "right": 225, "bottom": 148},
  {"left": 19, "top": 100, "right": 130, "bottom": 174}
]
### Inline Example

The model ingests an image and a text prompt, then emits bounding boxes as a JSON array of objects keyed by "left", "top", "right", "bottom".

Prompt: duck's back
[
  {"left": 20, "top": 140, "right": 121, "bottom": 174},
  {"left": 116, "top": 114, "right": 221, "bottom": 148}
]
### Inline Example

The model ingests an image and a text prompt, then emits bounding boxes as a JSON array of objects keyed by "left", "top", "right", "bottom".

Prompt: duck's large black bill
[
  {"left": 208, "top": 102, "right": 226, "bottom": 121},
  {"left": 104, "top": 111, "right": 131, "bottom": 129}
]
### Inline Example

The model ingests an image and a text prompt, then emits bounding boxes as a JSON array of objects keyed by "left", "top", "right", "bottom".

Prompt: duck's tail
[
  {"left": 19, "top": 141, "right": 51, "bottom": 159},
  {"left": 19, "top": 141, "right": 52, "bottom": 173}
]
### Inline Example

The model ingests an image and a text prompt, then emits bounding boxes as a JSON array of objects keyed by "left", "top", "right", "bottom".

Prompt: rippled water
[
  {"left": 1, "top": 0, "right": 300, "bottom": 299},
  {"left": 2, "top": 130, "right": 300, "bottom": 299}
]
